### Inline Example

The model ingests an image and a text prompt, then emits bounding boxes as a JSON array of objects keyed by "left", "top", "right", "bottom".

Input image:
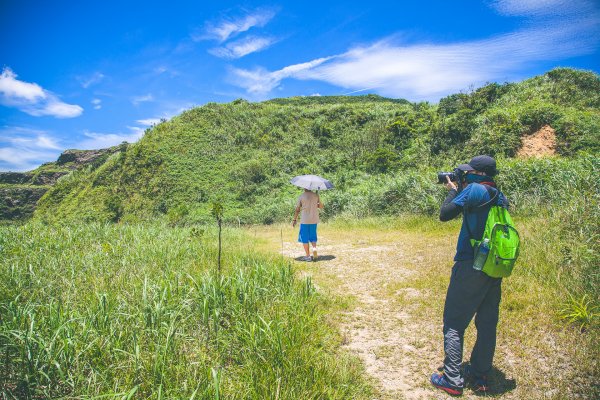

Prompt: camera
[
  {"left": 437, "top": 168, "right": 466, "bottom": 191},
  {"left": 437, "top": 171, "right": 457, "bottom": 184}
]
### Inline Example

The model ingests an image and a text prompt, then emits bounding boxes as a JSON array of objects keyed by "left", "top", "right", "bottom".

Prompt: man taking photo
[{"left": 430, "top": 155, "right": 509, "bottom": 396}]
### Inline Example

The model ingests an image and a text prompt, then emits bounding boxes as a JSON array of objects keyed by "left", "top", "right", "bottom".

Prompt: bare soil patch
[{"left": 517, "top": 125, "right": 557, "bottom": 158}]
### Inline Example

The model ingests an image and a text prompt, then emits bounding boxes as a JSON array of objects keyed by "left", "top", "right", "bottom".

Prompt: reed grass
[{"left": 0, "top": 223, "right": 373, "bottom": 399}]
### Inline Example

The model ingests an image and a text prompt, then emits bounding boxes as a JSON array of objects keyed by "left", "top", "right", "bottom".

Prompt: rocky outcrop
[
  {"left": 0, "top": 171, "right": 70, "bottom": 186},
  {"left": 31, "top": 171, "right": 70, "bottom": 185},
  {"left": 0, "top": 143, "right": 128, "bottom": 221},
  {"left": 56, "top": 146, "right": 125, "bottom": 168},
  {"left": 0, "top": 172, "right": 32, "bottom": 185}
]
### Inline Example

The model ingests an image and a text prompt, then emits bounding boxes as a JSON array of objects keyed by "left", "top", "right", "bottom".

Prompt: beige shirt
[{"left": 296, "top": 191, "right": 321, "bottom": 224}]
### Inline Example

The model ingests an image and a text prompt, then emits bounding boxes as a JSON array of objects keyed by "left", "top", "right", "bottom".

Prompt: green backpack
[{"left": 468, "top": 186, "right": 521, "bottom": 278}]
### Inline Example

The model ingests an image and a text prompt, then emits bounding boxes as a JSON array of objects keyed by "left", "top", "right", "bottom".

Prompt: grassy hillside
[
  {"left": 30, "top": 68, "right": 598, "bottom": 318},
  {"left": 34, "top": 68, "right": 599, "bottom": 225},
  {"left": 28, "top": 68, "right": 600, "bottom": 300}
]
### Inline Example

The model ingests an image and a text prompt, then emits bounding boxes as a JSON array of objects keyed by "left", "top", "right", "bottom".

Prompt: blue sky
[{"left": 1, "top": 0, "right": 599, "bottom": 171}]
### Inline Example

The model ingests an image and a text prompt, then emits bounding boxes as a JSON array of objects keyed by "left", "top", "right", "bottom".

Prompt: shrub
[
  {"left": 361, "top": 147, "right": 400, "bottom": 174},
  {"left": 554, "top": 110, "right": 600, "bottom": 155}
]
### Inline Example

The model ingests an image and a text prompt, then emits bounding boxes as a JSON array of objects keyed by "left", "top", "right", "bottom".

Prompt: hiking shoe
[
  {"left": 464, "top": 365, "right": 489, "bottom": 393},
  {"left": 312, "top": 249, "right": 318, "bottom": 261},
  {"left": 430, "top": 372, "right": 463, "bottom": 396},
  {"left": 301, "top": 256, "right": 313, "bottom": 262}
]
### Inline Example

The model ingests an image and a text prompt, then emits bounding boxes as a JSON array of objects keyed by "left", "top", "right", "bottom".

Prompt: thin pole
[{"left": 217, "top": 219, "right": 222, "bottom": 274}]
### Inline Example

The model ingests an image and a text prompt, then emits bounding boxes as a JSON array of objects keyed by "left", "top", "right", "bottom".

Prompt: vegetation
[
  {"left": 0, "top": 223, "right": 372, "bottom": 399},
  {"left": 1, "top": 67, "right": 598, "bottom": 397},
  {"left": 0, "top": 145, "right": 125, "bottom": 221},
  {"left": 0, "top": 186, "right": 49, "bottom": 221},
  {"left": 560, "top": 294, "right": 599, "bottom": 332},
  {"left": 31, "top": 68, "right": 598, "bottom": 226}
]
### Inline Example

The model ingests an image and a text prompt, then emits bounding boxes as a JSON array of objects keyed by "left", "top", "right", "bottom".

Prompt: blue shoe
[
  {"left": 464, "top": 364, "right": 490, "bottom": 393},
  {"left": 430, "top": 372, "right": 463, "bottom": 396}
]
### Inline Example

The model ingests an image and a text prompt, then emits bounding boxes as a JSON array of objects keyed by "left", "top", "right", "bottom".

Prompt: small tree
[{"left": 211, "top": 201, "right": 224, "bottom": 274}]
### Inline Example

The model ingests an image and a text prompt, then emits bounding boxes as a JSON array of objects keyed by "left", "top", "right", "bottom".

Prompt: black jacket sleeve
[{"left": 439, "top": 189, "right": 462, "bottom": 221}]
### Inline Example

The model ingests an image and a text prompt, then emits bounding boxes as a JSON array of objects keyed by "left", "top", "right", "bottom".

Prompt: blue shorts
[{"left": 298, "top": 224, "right": 318, "bottom": 243}]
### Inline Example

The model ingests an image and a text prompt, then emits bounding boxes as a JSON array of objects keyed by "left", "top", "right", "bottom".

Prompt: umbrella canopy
[{"left": 290, "top": 175, "right": 334, "bottom": 191}]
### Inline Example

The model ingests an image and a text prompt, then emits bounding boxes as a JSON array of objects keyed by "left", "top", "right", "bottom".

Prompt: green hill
[
  {"left": 32, "top": 68, "right": 599, "bottom": 225},
  {"left": 2, "top": 68, "right": 599, "bottom": 398}
]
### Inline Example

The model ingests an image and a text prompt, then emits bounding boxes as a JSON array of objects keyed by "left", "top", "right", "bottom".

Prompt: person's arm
[
  {"left": 439, "top": 175, "right": 462, "bottom": 221},
  {"left": 439, "top": 189, "right": 462, "bottom": 221},
  {"left": 292, "top": 203, "right": 301, "bottom": 227}
]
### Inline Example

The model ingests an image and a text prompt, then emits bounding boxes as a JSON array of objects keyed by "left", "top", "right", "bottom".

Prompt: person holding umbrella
[{"left": 290, "top": 175, "right": 333, "bottom": 261}]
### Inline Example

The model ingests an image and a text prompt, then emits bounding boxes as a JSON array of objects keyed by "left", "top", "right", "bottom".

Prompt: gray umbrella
[{"left": 290, "top": 174, "right": 334, "bottom": 190}]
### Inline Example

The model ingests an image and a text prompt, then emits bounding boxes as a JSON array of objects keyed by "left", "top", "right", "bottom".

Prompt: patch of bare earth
[
  {"left": 278, "top": 232, "right": 446, "bottom": 399},
  {"left": 517, "top": 125, "right": 557, "bottom": 158}
]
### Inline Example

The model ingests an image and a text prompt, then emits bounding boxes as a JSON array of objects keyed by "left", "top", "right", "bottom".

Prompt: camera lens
[{"left": 437, "top": 172, "right": 456, "bottom": 184}]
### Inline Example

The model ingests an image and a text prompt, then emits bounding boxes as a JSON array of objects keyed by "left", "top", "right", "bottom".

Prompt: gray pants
[{"left": 442, "top": 259, "right": 502, "bottom": 388}]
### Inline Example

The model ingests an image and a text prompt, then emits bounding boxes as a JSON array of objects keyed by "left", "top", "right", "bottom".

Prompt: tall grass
[
  {"left": 0, "top": 223, "right": 372, "bottom": 399},
  {"left": 127, "top": 156, "right": 597, "bottom": 316},
  {"left": 225, "top": 156, "right": 596, "bottom": 222}
]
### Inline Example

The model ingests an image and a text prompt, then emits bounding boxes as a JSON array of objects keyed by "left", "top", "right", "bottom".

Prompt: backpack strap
[{"left": 464, "top": 184, "right": 498, "bottom": 242}]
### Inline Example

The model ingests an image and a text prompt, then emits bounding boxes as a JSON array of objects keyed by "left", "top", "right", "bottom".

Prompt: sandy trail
[{"left": 263, "top": 227, "right": 450, "bottom": 399}]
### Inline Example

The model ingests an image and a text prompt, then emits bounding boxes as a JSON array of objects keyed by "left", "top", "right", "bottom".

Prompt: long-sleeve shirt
[{"left": 440, "top": 182, "right": 508, "bottom": 261}]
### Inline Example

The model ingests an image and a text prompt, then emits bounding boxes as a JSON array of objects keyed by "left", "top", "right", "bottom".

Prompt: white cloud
[
  {"left": 79, "top": 72, "right": 105, "bottom": 88},
  {"left": 91, "top": 98, "right": 102, "bottom": 110},
  {"left": 150, "top": 65, "right": 180, "bottom": 77},
  {"left": 126, "top": 126, "right": 145, "bottom": 136},
  {"left": 229, "top": 57, "right": 333, "bottom": 94},
  {"left": 0, "top": 147, "right": 56, "bottom": 171},
  {"left": 0, "top": 67, "right": 83, "bottom": 118},
  {"left": 0, "top": 68, "right": 45, "bottom": 101},
  {"left": 9, "top": 135, "right": 61, "bottom": 150},
  {"left": 229, "top": 1, "right": 600, "bottom": 100},
  {"left": 0, "top": 127, "right": 63, "bottom": 171},
  {"left": 77, "top": 127, "right": 144, "bottom": 150},
  {"left": 343, "top": 87, "right": 379, "bottom": 95},
  {"left": 209, "top": 36, "right": 276, "bottom": 59},
  {"left": 194, "top": 8, "right": 276, "bottom": 43},
  {"left": 131, "top": 93, "right": 154, "bottom": 105},
  {"left": 34, "top": 101, "right": 83, "bottom": 118},
  {"left": 137, "top": 118, "right": 161, "bottom": 126}
]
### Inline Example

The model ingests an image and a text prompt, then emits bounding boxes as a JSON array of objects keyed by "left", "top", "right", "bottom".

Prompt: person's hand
[
  {"left": 445, "top": 175, "right": 457, "bottom": 191},
  {"left": 292, "top": 219, "right": 297, "bottom": 227}
]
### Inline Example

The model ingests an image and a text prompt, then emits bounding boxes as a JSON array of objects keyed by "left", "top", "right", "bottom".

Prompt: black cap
[{"left": 457, "top": 155, "right": 497, "bottom": 176}]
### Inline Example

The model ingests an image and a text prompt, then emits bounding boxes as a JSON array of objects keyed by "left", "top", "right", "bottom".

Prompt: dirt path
[
  {"left": 252, "top": 222, "right": 579, "bottom": 399},
  {"left": 253, "top": 223, "right": 460, "bottom": 399},
  {"left": 306, "top": 239, "right": 436, "bottom": 399}
]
